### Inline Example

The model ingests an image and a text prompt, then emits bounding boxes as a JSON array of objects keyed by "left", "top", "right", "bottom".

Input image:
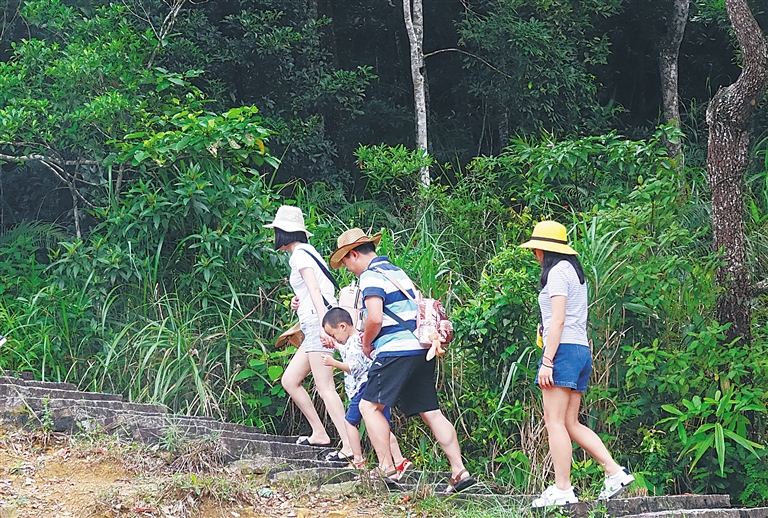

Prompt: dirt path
[{"left": 0, "top": 429, "right": 411, "bottom": 518}]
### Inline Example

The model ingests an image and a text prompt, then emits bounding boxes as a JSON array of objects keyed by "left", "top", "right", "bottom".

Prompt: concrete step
[
  {"left": 605, "top": 495, "right": 732, "bottom": 517},
  {"left": 0, "top": 376, "right": 78, "bottom": 392},
  {"left": 622, "top": 510, "right": 740, "bottom": 518},
  {"left": 0, "top": 382, "right": 123, "bottom": 402}
]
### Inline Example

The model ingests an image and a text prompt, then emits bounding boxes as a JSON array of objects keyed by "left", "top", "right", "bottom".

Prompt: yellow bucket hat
[{"left": 519, "top": 220, "right": 578, "bottom": 255}]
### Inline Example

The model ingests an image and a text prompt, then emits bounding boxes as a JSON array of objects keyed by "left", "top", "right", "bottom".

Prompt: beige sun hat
[
  {"left": 519, "top": 220, "right": 578, "bottom": 255},
  {"left": 275, "top": 321, "right": 304, "bottom": 348},
  {"left": 264, "top": 205, "right": 313, "bottom": 237},
  {"left": 329, "top": 228, "right": 382, "bottom": 269}
]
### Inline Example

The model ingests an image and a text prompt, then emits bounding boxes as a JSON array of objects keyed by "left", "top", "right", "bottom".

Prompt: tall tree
[
  {"left": 658, "top": 0, "right": 690, "bottom": 160},
  {"left": 402, "top": 0, "right": 429, "bottom": 186},
  {"left": 705, "top": 0, "right": 768, "bottom": 343}
]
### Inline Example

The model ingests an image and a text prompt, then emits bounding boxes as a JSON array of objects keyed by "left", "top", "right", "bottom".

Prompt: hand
[
  {"left": 290, "top": 296, "right": 300, "bottom": 311},
  {"left": 362, "top": 342, "right": 374, "bottom": 359},
  {"left": 322, "top": 354, "right": 335, "bottom": 368},
  {"left": 319, "top": 328, "right": 335, "bottom": 349},
  {"left": 538, "top": 364, "right": 554, "bottom": 389}
]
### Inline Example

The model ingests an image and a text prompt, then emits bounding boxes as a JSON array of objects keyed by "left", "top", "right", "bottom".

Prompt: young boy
[{"left": 322, "top": 307, "right": 412, "bottom": 476}]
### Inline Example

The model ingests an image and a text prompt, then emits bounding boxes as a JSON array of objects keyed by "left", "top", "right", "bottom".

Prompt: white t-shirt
[
  {"left": 289, "top": 243, "right": 337, "bottom": 324},
  {"left": 337, "top": 334, "right": 373, "bottom": 398},
  {"left": 539, "top": 260, "right": 589, "bottom": 346}
]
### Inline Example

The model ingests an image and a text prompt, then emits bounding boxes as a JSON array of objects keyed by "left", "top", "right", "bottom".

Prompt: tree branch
[
  {"left": 423, "top": 47, "right": 512, "bottom": 79},
  {"left": 0, "top": 151, "right": 99, "bottom": 167}
]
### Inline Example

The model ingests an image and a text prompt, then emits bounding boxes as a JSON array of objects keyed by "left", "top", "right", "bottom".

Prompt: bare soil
[{"left": 0, "top": 427, "right": 416, "bottom": 518}]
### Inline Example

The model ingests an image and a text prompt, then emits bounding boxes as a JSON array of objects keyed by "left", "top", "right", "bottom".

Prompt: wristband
[
  {"left": 543, "top": 355, "right": 553, "bottom": 364},
  {"left": 540, "top": 364, "right": 553, "bottom": 369}
]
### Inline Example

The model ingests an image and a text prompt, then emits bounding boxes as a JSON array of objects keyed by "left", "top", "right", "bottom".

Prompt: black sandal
[
  {"left": 324, "top": 450, "right": 350, "bottom": 463},
  {"left": 445, "top": 469, "right": 476, "bottom": 494},
  {"left": 295, "top": 436, "right": 332, "bottom": 447}
]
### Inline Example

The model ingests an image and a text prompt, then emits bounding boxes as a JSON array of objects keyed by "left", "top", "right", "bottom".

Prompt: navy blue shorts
[
  {"left": 346, "top": 382, "right": 391, "bottom": 425},
  {"left": 535, "top": 343, "right": 592, "bottom": 392},
  {"left": 362, "top": 352, "right": 439, "bottom": 417}
]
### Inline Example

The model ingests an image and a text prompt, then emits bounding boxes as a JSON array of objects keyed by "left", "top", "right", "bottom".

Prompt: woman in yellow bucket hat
[{"left": 521, "top": 220, "right": 634, "bottom": 507}]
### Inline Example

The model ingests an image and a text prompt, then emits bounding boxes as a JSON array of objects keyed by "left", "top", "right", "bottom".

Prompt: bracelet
[
  {"left": 540, "top": 364, "right": 553, "bottom": 369},
  {"left": 543, "top": 355, "right": 553, "bottom": 363}
]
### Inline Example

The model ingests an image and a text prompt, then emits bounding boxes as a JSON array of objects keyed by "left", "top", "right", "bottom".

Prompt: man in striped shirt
[{"left": 330, "top": 229, "right": 475, "bottom": 492}]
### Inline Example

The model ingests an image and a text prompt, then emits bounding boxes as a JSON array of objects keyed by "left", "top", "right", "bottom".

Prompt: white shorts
[{"left": 300, "top": 319, "right": 326, "bottom": 353}]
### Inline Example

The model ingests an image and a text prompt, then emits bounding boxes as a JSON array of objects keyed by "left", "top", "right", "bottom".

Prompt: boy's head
[{"left": 322, "top": 307, "right": 355, "bottom": 344}]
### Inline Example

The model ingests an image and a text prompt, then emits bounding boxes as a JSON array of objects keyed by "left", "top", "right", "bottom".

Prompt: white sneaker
[
  {"left": 531, "top": 484, "right": 578, "bottom": 507},
  {"left": 598, "top": 467, "right": 635, "bottom": 500}
]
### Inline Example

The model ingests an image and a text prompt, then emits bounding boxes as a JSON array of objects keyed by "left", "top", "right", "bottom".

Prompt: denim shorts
[
  {"left": 535, "top": 343, "right": 592, "bottom": 392},
  {"left": 345, "top": 382, "right": 391, "bottom": 425},
  {"left": 300, "top": 318, "right": 327, "bottom": 353}
]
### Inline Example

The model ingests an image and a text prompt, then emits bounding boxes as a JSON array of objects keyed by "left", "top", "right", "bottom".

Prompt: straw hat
[
  {"left": 275, "top": 322, "right": 304, "bottom": 348},
  {"left": 264, "top": 205, "right": 313, "bottom": 237},
  {"left": 329, "top": 228, "right": 382, "bottom": 269},
  {"left": 519, "top": 220, "right": 578, "bottom": 255}
]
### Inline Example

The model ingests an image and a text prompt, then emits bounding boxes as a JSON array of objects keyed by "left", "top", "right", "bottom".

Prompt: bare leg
[
  {"left": 281, "top": 346, "right": 330, "bottom": 444},
  {"left": 308, "top": 352, "right": 352, "bottom": 455},
  {"left": 564, "top": 390, "right": 622, "bottom": 475},
  {"left": 360, "top": 399, "right": 394, "bottom": 473},
  {"left": 420, "top": 409, "right": 469, "bottom": 481},
  {"left": 389, "top": 431, "right": 404, "bottom": 466},
  {"left": 345, "top": 421, "right": 364, "bottom": 464},
  {"left": 542, "top": 386, "right": 575, "bottom": 490}
]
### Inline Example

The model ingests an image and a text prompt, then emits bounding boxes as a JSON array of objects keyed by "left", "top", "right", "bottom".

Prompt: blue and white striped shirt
[{"left": 360, "top": 256, "right": 422, "bottom": 356}]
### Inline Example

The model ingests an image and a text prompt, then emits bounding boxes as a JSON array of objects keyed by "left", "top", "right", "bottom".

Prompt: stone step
[
  {"left": 605, "top": 495, "right": 732, "bottom": 517},
  {"left": 2, "top": 394, "right": 167, "bottom": 418},
  {"left": 736, "top": 508, "right": 768, "bottom": 518},
  {"left": 0, "top": 382, "right": 123, "bottom": 402},
  {"left": 0, "top": 376, "right": 78, "bottom": 392},
  {"left": 622, "top": 509, "right": 740, "bottom": 518}
]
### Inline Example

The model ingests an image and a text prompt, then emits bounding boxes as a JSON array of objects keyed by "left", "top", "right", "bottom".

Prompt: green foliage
[
  {"left": 355, "top": 144, "right": 433, "bottom": 204},
  {"left": 0, "top": 0, "right": 157, "bottom": 161},
  {"left": 163, "top": 2, "right": 376, "bottom": 183},
  {"left": 468, "top": 125, "right": 680, "bottom": 217},
  {"left": 458, "top": 0, "right": 622, "bottom": 134},
  {"left": 660, "top": 387, "right": 764, "bottom": 478}
]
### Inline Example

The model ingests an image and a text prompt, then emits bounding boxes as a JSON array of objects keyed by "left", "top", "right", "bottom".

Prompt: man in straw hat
[{"left": 330, "top": 228, "right": 476, "bottom": 492}]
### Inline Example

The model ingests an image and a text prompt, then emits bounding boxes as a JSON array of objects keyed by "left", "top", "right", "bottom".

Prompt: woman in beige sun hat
[
  {"left": 521, "top": 220, "right": 634, "bottom": 507},
  {"left": 265, "top": 205, "right": 352, "bottom": 456}
]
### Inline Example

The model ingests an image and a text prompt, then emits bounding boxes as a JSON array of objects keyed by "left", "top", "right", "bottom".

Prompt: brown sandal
[{"left": 445, "top": 468, "right": 476, "bottom": 494}]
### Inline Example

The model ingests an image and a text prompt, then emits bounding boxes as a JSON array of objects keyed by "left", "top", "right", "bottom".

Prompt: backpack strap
[
  {"left": 300, "top": 249, "right": 338, "bottom": 310},
  {"left": 301, "top": 249, "right": 340, "bottom": 290},
  {"left": 372, "top": 266, "right": 417, "bottom": 334}
]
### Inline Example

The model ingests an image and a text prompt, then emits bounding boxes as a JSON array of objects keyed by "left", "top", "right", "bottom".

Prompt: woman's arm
[
  {"left": 299, "top": 267, "right": 333, "bottom": 346},
  {"left": 538, "top": 295, "right": 566, "bottom": 388}
]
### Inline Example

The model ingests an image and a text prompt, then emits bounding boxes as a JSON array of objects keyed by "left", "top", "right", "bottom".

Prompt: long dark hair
[
  {"left": 274, "top": 227, "right": 308, "bottom": 250},
  {"left": 540, "top": 251, "right": 585, "bottom": 289}
]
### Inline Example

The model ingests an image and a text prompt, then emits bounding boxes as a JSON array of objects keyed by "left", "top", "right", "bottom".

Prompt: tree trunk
[
  {"left": 402, "top": 0, "right": 429, "bottom": 186},
  {"left": 658, "top": 0, "right": 689, "bottom": 160},
  {"left": 705, "top": 0, "right": 768, "bottom": 344}
]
